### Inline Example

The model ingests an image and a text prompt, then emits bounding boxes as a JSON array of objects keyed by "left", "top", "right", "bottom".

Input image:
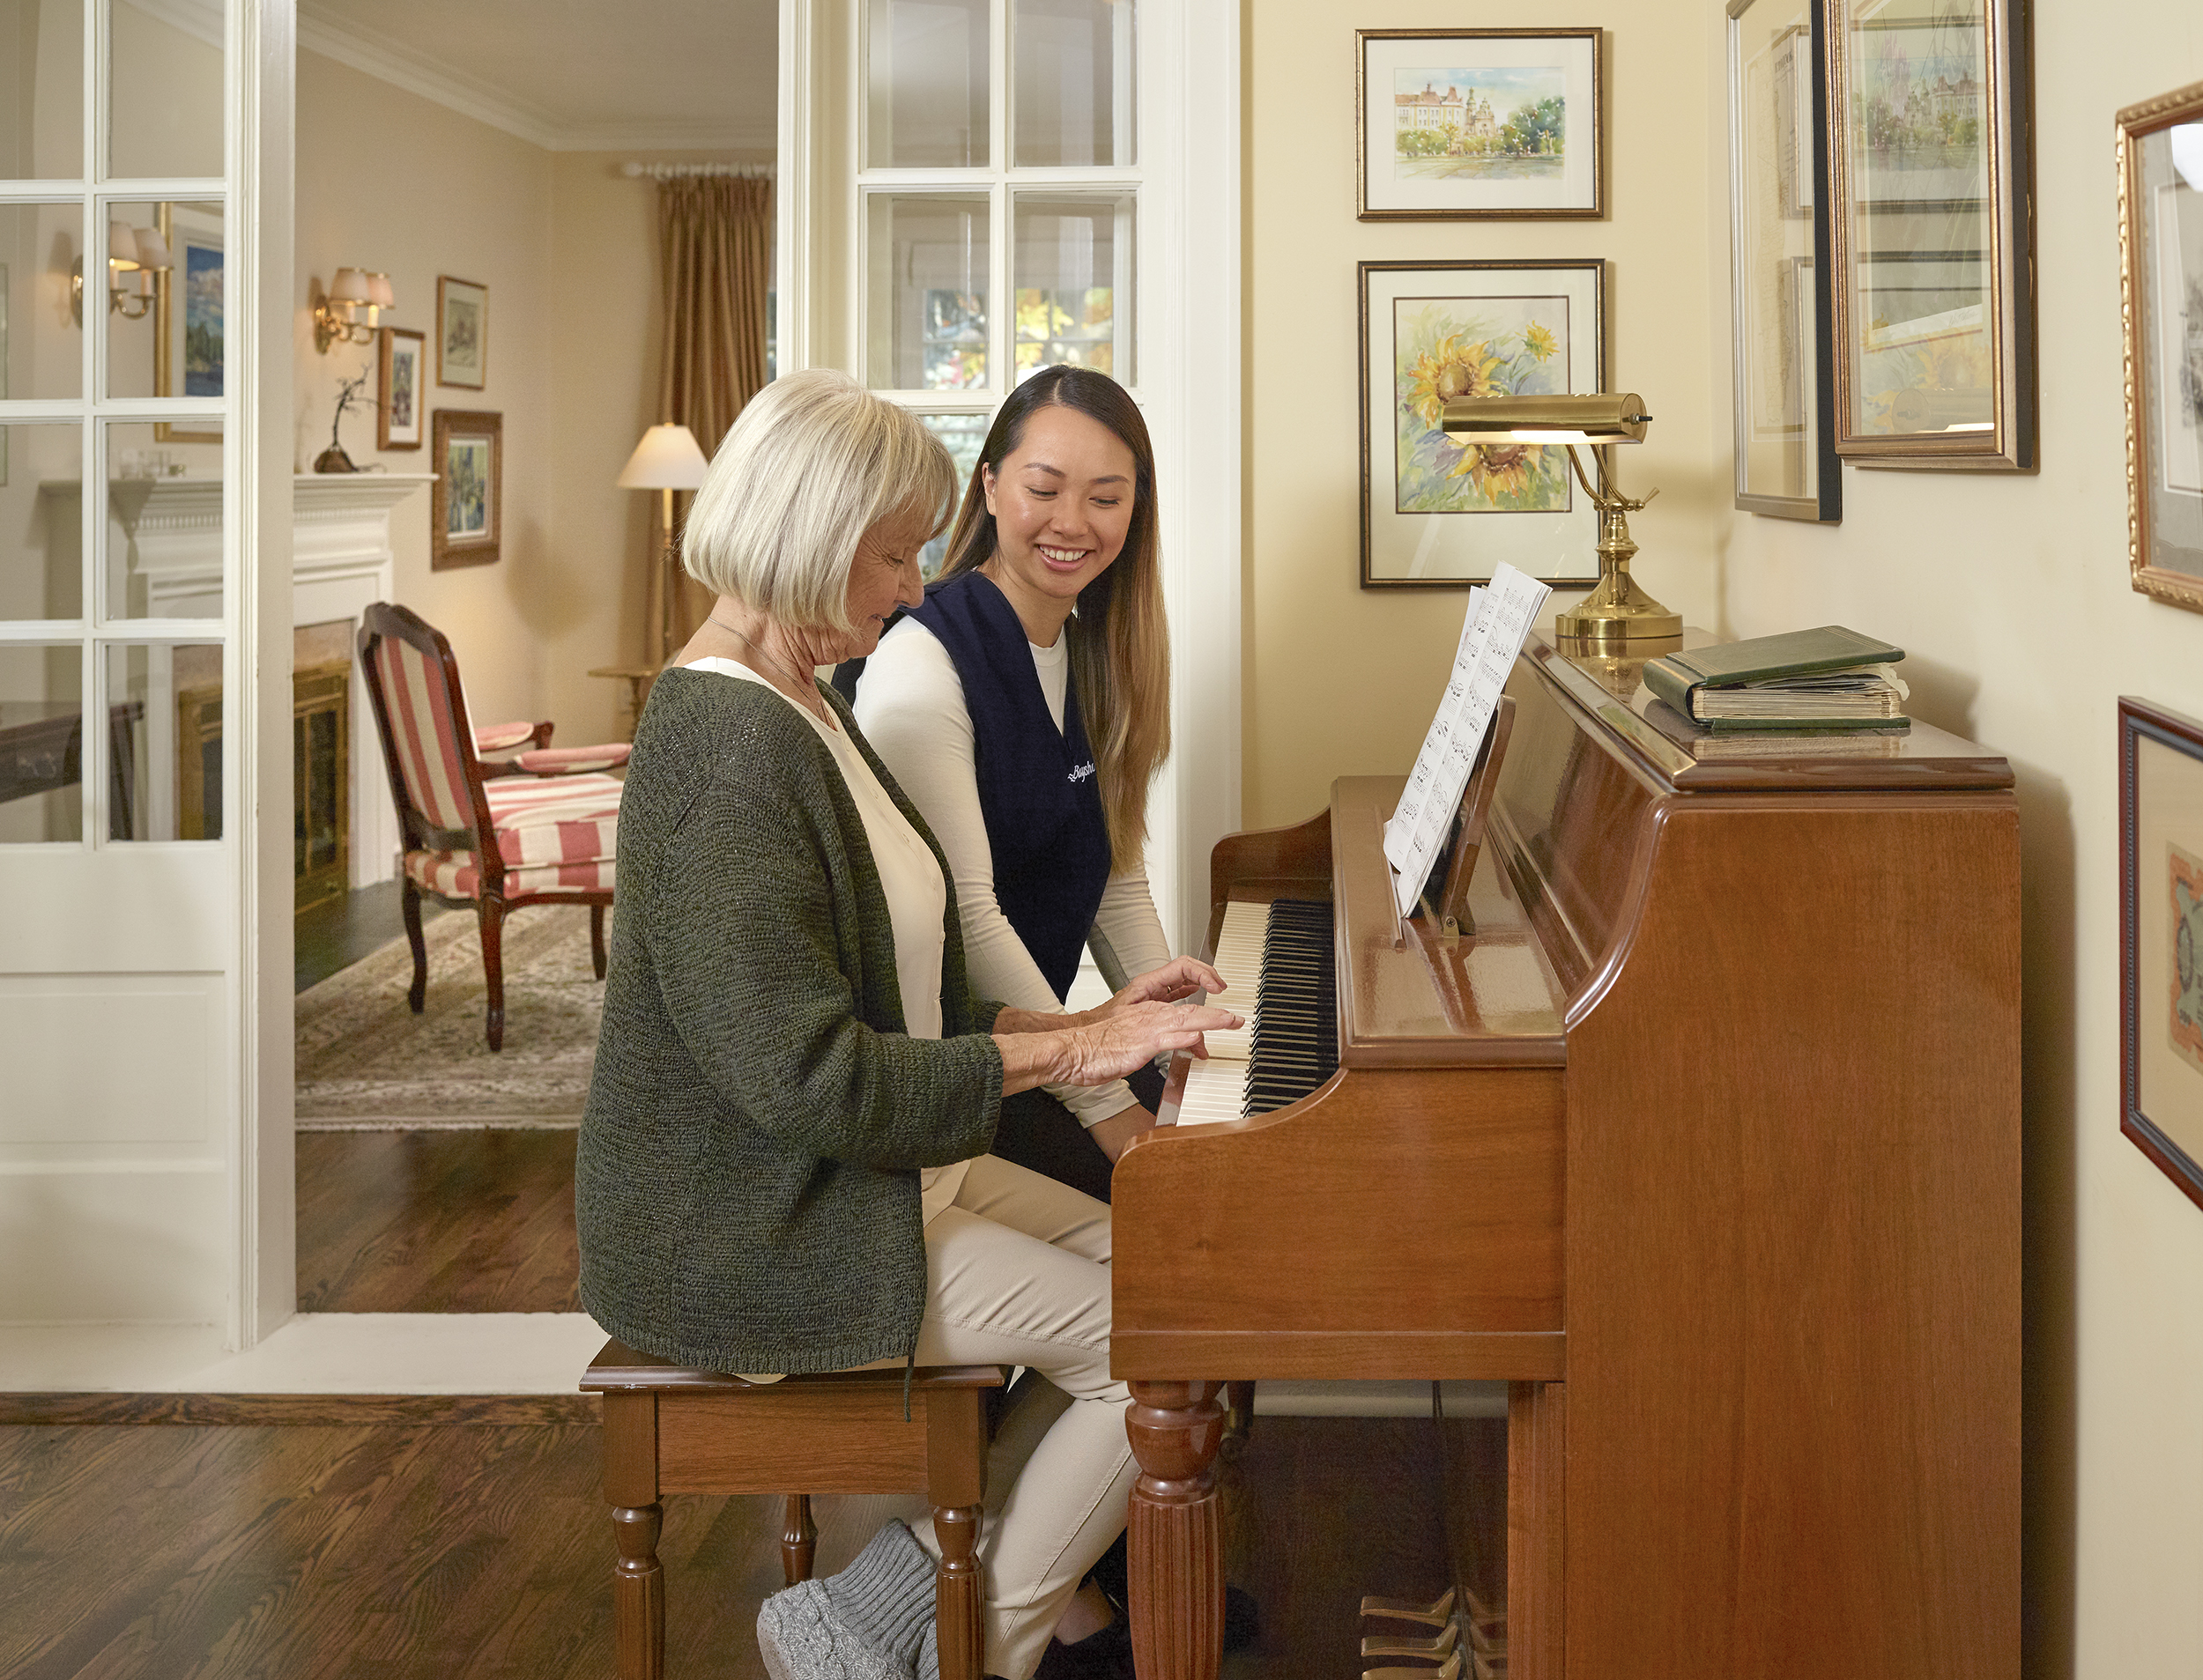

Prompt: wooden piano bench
[{"left": 582, "top": 1340, "right": 1007, "bottom": 1680}]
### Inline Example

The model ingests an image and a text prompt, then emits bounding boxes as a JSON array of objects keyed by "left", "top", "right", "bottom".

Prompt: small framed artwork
[
  {"left": 436, "top": 275, "right": 487, "bottom": 389},
  {"left": 1727, "top": 0, "right": 1840, "bottom": 521},
  {"left": 431, "top": 409, "right": 501, "bottom": 570},
  {"left": 1356, "top": 28, "right": 1604, "bottom": 221},
  {"left": 2121, "top": 697, "right": 2203, "bottom": 1211},
  {"left": 378, "top": 327, "right": 425, "bottom": 450},
  {"left": 1359, "top": 259, "right": 1605, "bottom": 588},
  {"left": 153, "top": 201, "right": 225, "bottom": 443},
  {"left": 2118, "top": 79, "right": 2203, "bottom": 613},
  {"left": 1823, "top": 0, "right": 2035, "bottom": 470}
]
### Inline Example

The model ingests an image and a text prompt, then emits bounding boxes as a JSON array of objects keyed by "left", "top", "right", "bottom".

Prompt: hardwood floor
[
  {"left": 297, "top": 1129, "right": 582, "bottom": 1314},
  {"left": 0, "top": 1417, "right": 1451, "bottom": 1680}
]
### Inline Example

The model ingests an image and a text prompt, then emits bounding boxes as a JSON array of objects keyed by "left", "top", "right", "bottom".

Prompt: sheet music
[{"left": 1383, "top": 564, "right": 1552, "bottom": 918}]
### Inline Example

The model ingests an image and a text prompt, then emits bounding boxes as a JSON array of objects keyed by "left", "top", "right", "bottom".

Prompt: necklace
[{"left": 708, "top": 617, "right": 827, "bottom": 718}]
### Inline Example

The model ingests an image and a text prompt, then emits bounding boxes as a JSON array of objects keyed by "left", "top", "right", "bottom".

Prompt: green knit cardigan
[{"left": 575, "top": 667, "right": 1006, "bottom": 1374}]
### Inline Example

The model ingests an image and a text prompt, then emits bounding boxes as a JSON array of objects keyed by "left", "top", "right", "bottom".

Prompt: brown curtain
[{"left": 649, "top": 174, "right": 772, "bottom": 662}]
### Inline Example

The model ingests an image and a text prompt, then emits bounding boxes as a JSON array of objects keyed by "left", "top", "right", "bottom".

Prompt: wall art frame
[
  {"left": 1727, "top": 0, "right": 1841, "bottom": 520},
  {"left": 436, "top": 274, "right": 487, "bottom": 390},
  {"left": 431, "top": 409, "right": 501, "bottom": 571},
  {"left": 1355, "top": 28, "right": 1605, "bottom": 221},
  {"left": 1822, "top": 0, "right": 2036, "bottom": 470},
  {"left": 2118, "top": 79, "right": 2203, "bottom": 614},
  {"left": 2121, "top": 695, "right": 2203, "bottom": 1211},
  {"left": 152, "top": 200, "right": 224, "bottom": 443},
  {"left": 377, "top": 327, "right": 425, "bottom": 451},
  {"left": 1358, "top": 258, "right": 1606, "bottom": 589}
]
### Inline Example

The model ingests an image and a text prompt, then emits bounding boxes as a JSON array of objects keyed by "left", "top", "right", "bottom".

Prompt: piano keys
[
  {"left": 1114, "top": 628, "right": 2021, "bottom": 1680},
  {"left": 1176, "top": 899, "right": 1340, "bottom": 1125}
]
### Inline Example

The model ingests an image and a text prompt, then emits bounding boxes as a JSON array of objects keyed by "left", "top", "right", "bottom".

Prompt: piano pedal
[
  {"left": 1362, "top": 1621, "right": 1458, "bottom": 1661},
  {"left": 1364, "top": 1652, "right": 1462, "bottom": 1680},
  {"left": 1470, "top": 1653, "right": 1503, "bottom": 1680},
  {"left": 1360, "top": 1587, "right": 1455, "bottom": 1627}
]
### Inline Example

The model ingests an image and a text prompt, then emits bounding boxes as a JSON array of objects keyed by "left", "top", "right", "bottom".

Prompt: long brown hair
[{"left": 935, "top": 366, "right": 1168, "bottom": 870}]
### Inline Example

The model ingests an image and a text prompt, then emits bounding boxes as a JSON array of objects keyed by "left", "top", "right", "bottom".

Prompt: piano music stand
[{"left": 1417, "top": 695, "right": 1517, "bottom": 940}]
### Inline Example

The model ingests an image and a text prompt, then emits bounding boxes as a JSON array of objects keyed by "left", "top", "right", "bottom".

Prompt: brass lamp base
[{"left": 1552, "top": 457, "right": 1680, "bottom": 642}]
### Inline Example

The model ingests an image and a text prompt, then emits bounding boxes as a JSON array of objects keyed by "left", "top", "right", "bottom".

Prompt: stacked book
[{"left": 1641, "top": 626, "right": 1910, "bottom": 750}]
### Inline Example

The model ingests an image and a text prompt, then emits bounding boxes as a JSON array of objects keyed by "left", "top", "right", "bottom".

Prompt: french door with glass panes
[
  {"left": 784, "top": 0, "right": 1239, "bottom": 950},
  {"left": 0, "top": 0, "right": 286, "bottom": 1341}
]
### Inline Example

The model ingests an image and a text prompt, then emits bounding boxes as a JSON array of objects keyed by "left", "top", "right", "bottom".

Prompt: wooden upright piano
[{"left": 1111, "top": 630, "right": 2021, "bottom": 1680}]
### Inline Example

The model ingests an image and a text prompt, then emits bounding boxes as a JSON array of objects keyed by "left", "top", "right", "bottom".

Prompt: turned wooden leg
[
  {"left": 781, "top": 1493, "right": 817, "bottom": 1586},
  {"left": 479, "top": 897, "right": 507, "bottom": 1052},
  {"left": 402, "top": 878, "right": 428, "bottom": 1012},
  {"left": 1126, "top": 1380, "right": 1227, "bottom": 1680},
  {"left": 590, "top": 902, "right": 609, "bottom": 980},
  {"left": 927, "top": 1387, "right": 989, "bottom": 1680},
  {"left": 612, "top": 1501, "right": 665, "bottom": 1680},
  {"left": 931, "top": 1499, "right": 984, "bottom": 1680}
]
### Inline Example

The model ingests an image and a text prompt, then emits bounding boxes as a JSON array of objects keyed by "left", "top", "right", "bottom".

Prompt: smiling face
[{"left": 978, "top": 403, "right": 1139, "bottom": 646}]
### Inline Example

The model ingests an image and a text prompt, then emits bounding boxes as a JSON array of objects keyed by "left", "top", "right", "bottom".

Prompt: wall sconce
[
  {"left": 68, "top": 219, "right": 172, "bottom": 322},
  {"left": 312, "top": 268, "right": 396, "bottom": 352}
]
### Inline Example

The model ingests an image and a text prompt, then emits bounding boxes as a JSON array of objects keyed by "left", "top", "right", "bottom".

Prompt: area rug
[{"left": 295, "top": 905, "right": 605, "bottom": 1129}]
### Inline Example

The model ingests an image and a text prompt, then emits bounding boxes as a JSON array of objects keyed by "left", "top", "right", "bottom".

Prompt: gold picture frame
[
  {"left": 1821, "top": 0, "right": 2036, "bottom": 470},
  {"left": 378, "top": 327, "right": 426, "bottom": 451},
  {"left": 436, "top": 274, "right": 487, "bottom": 390},
  {"left": 431, "top": 409, "right": 501, "bottom": 571},
  {"left": 2118, "top": 78, "right": 2203, "bottom": 614},
  {"left": 152, "top": 200, "right": 225, "bottom": 444}
]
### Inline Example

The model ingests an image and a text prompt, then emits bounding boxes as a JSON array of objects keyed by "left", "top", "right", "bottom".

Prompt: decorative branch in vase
[{"left": 314, "top": 365, "right": 375, "bottom": 473}]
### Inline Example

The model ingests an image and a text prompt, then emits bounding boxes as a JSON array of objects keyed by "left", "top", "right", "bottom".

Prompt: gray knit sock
[{"left": 758, "top": 1521, "right": 937, "bottom": 1680}]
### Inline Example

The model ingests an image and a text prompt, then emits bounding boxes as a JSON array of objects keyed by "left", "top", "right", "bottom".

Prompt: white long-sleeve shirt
[{"left": 854, "top": 615, "right": 1173, "bottom": 1127}]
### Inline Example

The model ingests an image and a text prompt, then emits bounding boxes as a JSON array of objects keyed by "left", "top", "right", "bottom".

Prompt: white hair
[{"left": 681, "top": 369, "right": 955, "bottom": 631}]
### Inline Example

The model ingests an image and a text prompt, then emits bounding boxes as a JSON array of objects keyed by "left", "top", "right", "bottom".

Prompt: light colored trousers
[{"left": 905, "top": 1154, "right": 1133, "bottom": 1680}]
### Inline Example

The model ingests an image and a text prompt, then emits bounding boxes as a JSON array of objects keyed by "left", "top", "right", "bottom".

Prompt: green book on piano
[{"left": 1641, "top": 625, "right": 1910, "bottom": 734}]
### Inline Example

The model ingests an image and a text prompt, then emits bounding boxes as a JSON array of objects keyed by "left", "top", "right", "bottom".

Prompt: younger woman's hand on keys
[{"left": 1094, "top": 957, "right": 1228, "bottom": 1014}]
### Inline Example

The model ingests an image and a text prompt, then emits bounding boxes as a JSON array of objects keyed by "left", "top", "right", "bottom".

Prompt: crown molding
[{"left": 296, "top": 14, "right": 772, "bottom": 153}]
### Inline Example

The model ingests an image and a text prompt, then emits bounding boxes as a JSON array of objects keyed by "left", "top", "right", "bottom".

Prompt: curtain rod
[{"left": 620, "top": 161, "right": 775, "bottom": 180}]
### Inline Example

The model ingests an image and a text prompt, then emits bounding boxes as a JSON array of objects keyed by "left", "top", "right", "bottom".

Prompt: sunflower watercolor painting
[{"left": 1393, "top": 298, "right": 1572, "bottom": 514}]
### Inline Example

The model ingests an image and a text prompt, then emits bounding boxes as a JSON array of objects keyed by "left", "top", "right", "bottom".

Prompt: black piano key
[{"left": 1243, "top": 899, "right": 1339, "bottom": 1117}]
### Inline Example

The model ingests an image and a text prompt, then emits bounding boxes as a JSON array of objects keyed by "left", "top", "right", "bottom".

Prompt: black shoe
[
  {"left": 1035, "top": 1619, "right": 1134, "bottom": 1680},
  {"left": 1221, "top": 1585, "right": 1260, "bottom": 1654}
]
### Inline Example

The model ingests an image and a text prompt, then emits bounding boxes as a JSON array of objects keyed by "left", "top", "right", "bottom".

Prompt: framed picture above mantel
[
  {"left": 1356, "top": 28, "right": 1605, "bottom": 221},
  {"left": 1822, "top": 0, "right": 2036, "bottom": 470}
]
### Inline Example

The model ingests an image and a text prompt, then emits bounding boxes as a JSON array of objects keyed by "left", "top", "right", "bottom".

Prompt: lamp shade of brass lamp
[
  {"left": 1442, "top": 392, "right": 1680, "bottom": 642},
  {"left": 619, "top": 424, "right": 713, "bottom": 663}
]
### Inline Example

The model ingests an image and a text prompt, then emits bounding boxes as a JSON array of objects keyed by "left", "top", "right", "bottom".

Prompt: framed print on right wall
[
  {"left": 2121, "top": 696, "right": 2203, "bottom": 1212},
  {"left": 1728, "top": 0, "right": 1841, "bottom": 520},
  {"left": 1823, "top": 0, "right": 2036, "bottom": 470},
  {"left": 2118, "top": 79, "right": 2203, "bottom": 614}
]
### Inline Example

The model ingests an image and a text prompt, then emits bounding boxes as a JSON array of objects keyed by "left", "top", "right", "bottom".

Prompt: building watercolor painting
[{"left": 1393, "top": 66, "right": 1566, "bottom": 181}]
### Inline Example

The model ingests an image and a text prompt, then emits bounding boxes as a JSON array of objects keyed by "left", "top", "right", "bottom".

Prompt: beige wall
[
  {"left": 295, "top": 58, "right": 764, "bottom": 746},
  {"left": 1246, "top": 1, "right": 2203, "bottom": 1674},
  {"left": 1242, "top": 0, "right": 1720, "bottom": 829}
]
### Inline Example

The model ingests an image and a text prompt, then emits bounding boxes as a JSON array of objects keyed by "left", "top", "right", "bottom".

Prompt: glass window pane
[
  {"left": 104, "top": 200, "right": 222, "bottom": 402},
  {"left": 1013, "top": 193, "right": 1130, "bottom": 383},
  {"left": 0, "top": 641, "right": 83, "bottom": 840},
  {"left": 1013, "top": 0, "right": 1133, "bottom": 167},
  {"left": 867, "top": 0, "right": 988, "bottom": 168},
  {"left": 3, "top": 202, "right": 84, "bottom": 399},
  {"left": 1842, "top": 0, "right": 1993, "bottom": 438},
  {"left": 918, "top": 411, "right": 989, "bottom": 574},
  {"left": 0, "top": 0, "right": 86, "bottom": 179},
  {"left": 2, "top": 423, "right": 85, "bottom": 619},
  {"left": 107, "top": 418, "right": 223, "bottom": 618},
  {"left": 869, "top": 194, "right": 990, "bottom": 392},
  {"left": 107, "top": 640, "right": 219, "bottom": 841},
  {"left": 109, "top": 0, "right": 224, "bottom": 179}
]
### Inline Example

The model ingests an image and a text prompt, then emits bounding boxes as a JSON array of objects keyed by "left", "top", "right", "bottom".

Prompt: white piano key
[{"left": 1173, "top": 1055, "right": 1249, "bottom": 1127}]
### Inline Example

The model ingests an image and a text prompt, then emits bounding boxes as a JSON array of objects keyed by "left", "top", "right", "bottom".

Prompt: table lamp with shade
[
  {"left": 618, "top": 423, "right": 712, "bottom": 665},
  {"left": 1441, "top": 393, "right": 1680, "bottom": 643}
]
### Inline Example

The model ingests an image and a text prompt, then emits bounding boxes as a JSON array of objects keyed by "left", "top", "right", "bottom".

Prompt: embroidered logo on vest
[{"left": 1068, "top": 761, "right": 1097, "bottom": 783}]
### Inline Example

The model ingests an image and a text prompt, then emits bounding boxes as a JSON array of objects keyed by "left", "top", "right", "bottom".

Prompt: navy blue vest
[{"left": 906, "top": 573, "right": 1111, "bottom": 1003}]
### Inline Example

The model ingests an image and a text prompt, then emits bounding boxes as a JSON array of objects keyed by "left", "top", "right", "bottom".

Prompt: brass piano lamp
[{"left": 1441, "top": 393, "right": 1681, "bottom": 642}]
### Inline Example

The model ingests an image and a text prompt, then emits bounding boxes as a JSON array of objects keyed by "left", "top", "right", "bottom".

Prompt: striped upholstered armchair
[{"left": 358, "top": 602, "right": 627, "bottom": 1051}]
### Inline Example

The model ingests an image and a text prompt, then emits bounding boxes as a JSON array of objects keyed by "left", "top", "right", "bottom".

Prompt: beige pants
[{"left": 906, "top": 1154, "right": 1133, "bottom": 1680}]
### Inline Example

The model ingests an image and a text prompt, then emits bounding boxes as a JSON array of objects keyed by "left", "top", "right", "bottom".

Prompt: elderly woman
[{"left": 575, "top": 368, "right": 1235, "bottom": 1680}]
